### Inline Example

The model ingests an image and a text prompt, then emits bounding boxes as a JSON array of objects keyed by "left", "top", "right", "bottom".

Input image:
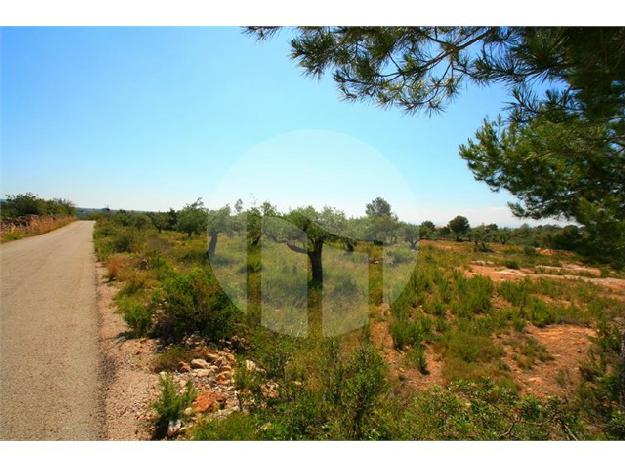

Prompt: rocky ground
[{"left": 97, "top": 263, "right": 266, "bottom": 440}]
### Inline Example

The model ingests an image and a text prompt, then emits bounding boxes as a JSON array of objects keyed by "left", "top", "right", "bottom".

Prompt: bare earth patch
[
  {"left": 97, "top": 263, "right": 159, "bottom": 440},
  {"left": 467, "top": 262, "right": 625, "bottom": 298},
  {"left": 501, "top": 324, "right": 595, "bottom": 398}
]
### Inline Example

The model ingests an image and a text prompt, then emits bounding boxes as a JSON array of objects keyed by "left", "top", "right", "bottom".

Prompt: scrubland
[{"left": 94, "top": 213, "right": 625, "bottom": 440}]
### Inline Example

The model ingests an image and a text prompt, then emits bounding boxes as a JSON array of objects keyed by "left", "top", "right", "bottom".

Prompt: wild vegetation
[
  {"left": 93, "top": 197, "right": 625, "bottom": 440},
  {"left": 0, "top": 193, "right": 77, "bottom": 241}
]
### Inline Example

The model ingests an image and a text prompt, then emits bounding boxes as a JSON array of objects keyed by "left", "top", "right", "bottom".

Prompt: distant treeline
[
  {"left": 1, "top": 193, "right": 76, "bottom": 219},
  {"left": 91, "top": 196, "right": 600, "bottom": 264}
]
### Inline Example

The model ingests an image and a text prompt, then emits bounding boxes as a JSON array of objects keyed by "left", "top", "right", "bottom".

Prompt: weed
[
  {"left": 408, "top": 345, "right": 429, "bottom": 375},
  {"left": 153, "top": 374, "right": 197, "bottom": 438},
  {"left": 119, "top": 298, "right": 153, "bottom": 337}
]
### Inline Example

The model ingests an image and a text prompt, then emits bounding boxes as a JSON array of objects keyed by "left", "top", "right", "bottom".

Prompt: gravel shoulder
[
  {"left": 97, "top": 263, "right": 159, "bottom": 440},
  {"left": 0, "top": 221, "right": 103, "bottom": 440}
]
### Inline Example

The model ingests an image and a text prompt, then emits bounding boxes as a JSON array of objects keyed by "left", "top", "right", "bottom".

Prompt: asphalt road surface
[{"left": 0, "top": 221, "right": 102, "bottom": 440}]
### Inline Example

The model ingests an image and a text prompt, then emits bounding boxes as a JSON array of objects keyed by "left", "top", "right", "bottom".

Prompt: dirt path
[{"left": 0, "top": 221, "right": 103, "bottom": 440}]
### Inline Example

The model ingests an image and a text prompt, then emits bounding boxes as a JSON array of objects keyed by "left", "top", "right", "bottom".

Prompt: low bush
[
  {"left": 155, "top": 269, "right": 239, "bottom": 341},
  {"left": 218, "top": 341, "right": 388, "bottom": 441},
  {"left": 105, "top": 254, "right": 130, "bottom": 281},
  {"left": 153, "top": 374, "right": 197, "bottom": 438},
  {"left": 522, "top": 298, "right": 560, "bottom": 327},
  {"left": 397, "top": 380, "right": 579, "bottom": 440},
  {"left": 505, "top": 260, "right": 520, "bottom": 270},
  {"left": 441, "top": 327, "right": 502, "bottom": 364},
  {"left": 190, "top": 412, "right": 259, "bottom": 440},
  {"left": 507, "top": 335, "right": 553, "bottom": 369},
  {"left": 453, "top": 275, "right": 494, "bottom": 316},
  {"left": 277, "top": 342, "right": 387, "bottom": 440},
  {"left": 389, "top": 319, "right": 423, "bottom": 350},
  {"left": 332, "top": 272, "right": 359, "bottom": 297},
  {"left": 407, "top": 344, "right": 429, "bottom": 375},
  {"left": 119, "top": 298, "right": 153, "bottom": 337},
  {"left": 118, "top": 272, "right": 147, "bottom": 297},
  {"left": 111, "top": 227, "right": 143, "bottom": 254},
  {"left": 498, "top": 280, "right": 530, "bottom": 307}
]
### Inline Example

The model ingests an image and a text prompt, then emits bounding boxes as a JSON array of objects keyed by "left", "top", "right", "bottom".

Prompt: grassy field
[{"left": 94, "top": 216, "right": 625, "bottom": 440}]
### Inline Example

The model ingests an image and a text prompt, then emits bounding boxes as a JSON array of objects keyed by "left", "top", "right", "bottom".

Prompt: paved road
[{"left": 0, "top": 221, "right": 102, "bottom": 440}]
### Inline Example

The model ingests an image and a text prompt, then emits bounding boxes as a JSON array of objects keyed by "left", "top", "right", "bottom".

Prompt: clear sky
[{"left": 1, "top": 27, "right": 557, "bottom": 226}]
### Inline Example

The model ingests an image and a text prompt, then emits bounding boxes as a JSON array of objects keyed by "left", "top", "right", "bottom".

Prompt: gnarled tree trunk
[
  {"left": 308, "top": 244, "right": 323, "bottom": 289},
  {"left": 207, "top": 230, "right": 218, "bottom": 257}
]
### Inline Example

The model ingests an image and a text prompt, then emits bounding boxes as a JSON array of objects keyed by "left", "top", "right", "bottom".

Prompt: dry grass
[
  {"left": 0, "top": 215, "right": 76, "bottom": 242},
  {"left": 105, "top": 254, "right": 132, "bottom": 281}
]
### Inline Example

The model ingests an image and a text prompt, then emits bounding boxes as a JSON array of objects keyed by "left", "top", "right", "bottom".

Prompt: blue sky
[{"left": 1, "top": 27, "right": 552, "bottom": 226}]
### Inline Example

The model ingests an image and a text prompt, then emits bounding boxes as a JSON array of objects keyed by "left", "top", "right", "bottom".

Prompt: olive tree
[
  {"left": 206, "top": 205, "right": 232, "bottom": 257},
  {"left": 176, "top": 199, "right": 207, "bottom": 238},
  {"left": 266, "top": 206, "right": 346, "bottom": 288},
  {"left": 401, "top": 222, "right": 420, "bottom": 250}
]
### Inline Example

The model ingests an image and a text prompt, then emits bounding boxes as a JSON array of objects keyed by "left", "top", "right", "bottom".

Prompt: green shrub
[
  {"left": 191, "top": 412, "right": 259, "bottom": 440},
  {"left": 156, "top": 269, "right": 239, "bottom": 341},
  {"left": 442, "top": 327, "right": 502, "bottom": 364},
  {"left": 239, "top": 255, "right": 262, "bottom": 274},
  {"left": 498, "top": 280, "right": 530, "bottom": 306},
  {"left": 273, "top": 341, "right": 387, "bottom": 440},
  {"left": 523, "top": 245, "right": 537, "bottom": 256},
  {"left": 523, "top": 298, "right": 559, "bottom": 327},
  {"left": 505, "top": 260, "right": 520, "bottom": 270},
  {"left": 145, "top": 252, "right": 174, "bottom": 280},
  {"left": 118, "top": 272, "right": 147, "bottom": 297},
  {"left": 261, "top": 262, "right": 308, "bottom": 307},
  {"left": 398, "top": 380, "right": 578, "bottom": 440},
  {"left": 232, "top": 341, "right": 387, "bottom": 441},
  {"left": 153, "top": 374, "right": 197, "bottom": 437},
  {"left": 389, "top": 319, "right": 422, "bottom": 350},
  {"left": 408, "top": 345, "right": 429, "bottom": 375},
  {"left": 426, "top": 294, "right": 446, "bottom": 316},
  {"left": 512, "top": 313, "right": 526, "bottom": 332},
  {"left": 111, "top": 228, "right": 143, "bottom": 253},
  {"left": 334, "top": 343, "right": 387, "bottom": 439},
  {"left": 508, "top": 335, "right": 553, "bottom": 369},
  {"left": 453, "top": 275, "right": 494, "bottom": 316},
  {"left": 119, "top": 299, "right": 153, "bottom": 337}
]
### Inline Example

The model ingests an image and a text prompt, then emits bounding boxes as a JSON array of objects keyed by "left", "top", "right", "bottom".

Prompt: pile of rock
[
  {"left": 155, "top": 339, "right": 272, "bottom": 438},
  {"left": 172, "top": 350, "right": 238, "bottom": 409}
]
